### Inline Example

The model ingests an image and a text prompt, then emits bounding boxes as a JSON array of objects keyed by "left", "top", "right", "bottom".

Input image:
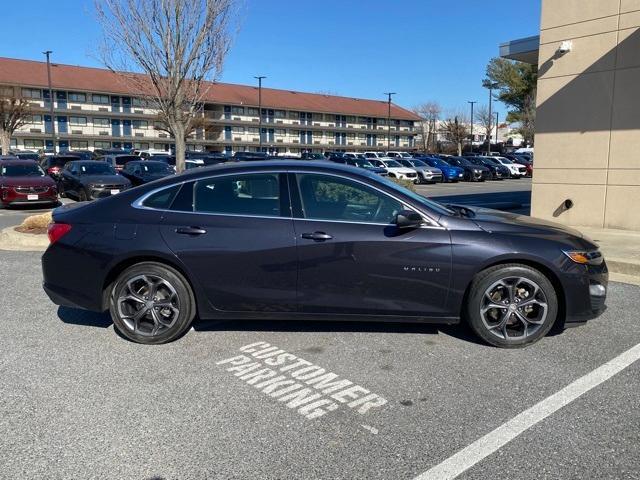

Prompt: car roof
[
  {"left": 68, "top": 160, "right": 110, "bottom": 165},
  {"left": 0, "top": 158, "right": 35, "bottom": 165}
]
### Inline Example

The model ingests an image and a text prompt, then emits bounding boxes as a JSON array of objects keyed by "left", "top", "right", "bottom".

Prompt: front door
[
  {"left": 290, "top": 172, "right": 451, "bottom": 316},
  {"left": 159, "top": 172, "right": 298, "bottom": 312}
]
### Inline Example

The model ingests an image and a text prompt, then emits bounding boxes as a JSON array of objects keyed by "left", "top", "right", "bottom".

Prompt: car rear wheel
[
  {"left": 78, "top": 188, "right": 88, "bottom": 202},
  {"left": 57, "top": 182, "right": 66, "bottom": 198},
  {"left": 109, "top": 262, "right": 196, "bottom": 344},
  {"left": 465, "top": 264, "right": 558, "bottom": 348}
]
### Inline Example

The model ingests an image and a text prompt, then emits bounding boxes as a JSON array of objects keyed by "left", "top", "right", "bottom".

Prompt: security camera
[{"left": 557, "top": 40, "right": 572, "bottom": 55}]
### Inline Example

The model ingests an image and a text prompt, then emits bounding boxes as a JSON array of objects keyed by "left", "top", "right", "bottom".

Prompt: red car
[{"left": 0, "top": 158, "right": 58, "bottom": 207}]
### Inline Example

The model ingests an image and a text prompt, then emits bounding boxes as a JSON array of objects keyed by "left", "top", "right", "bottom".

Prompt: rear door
[
  {"left": 159, "top": 171, "right": 298, "bottom": 313},
  {"left": 290, "top": 172, "right": 452, "bottom": 316}
]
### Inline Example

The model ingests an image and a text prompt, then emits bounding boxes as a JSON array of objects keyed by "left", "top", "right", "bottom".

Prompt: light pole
[
  {"left": 495, "top": 111, "right": 499, "bottom": 145},
  {"left": 467, "top": 100, "right": 477, "bottom": 153},
  {"left": 483, "top": 81, "right": 498, "bottom": 154},
  {"left": 384, "top": 92, "right": 396, "bottom": 150},
  {"left": 254, "top": 76, "right": 266, "bottom": 151},
  {"left": 43, "top": 50, "right": 56, "bottom": 152}
]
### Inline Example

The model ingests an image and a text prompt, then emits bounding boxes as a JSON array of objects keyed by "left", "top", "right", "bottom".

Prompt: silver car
[{"left": 396, "top": 158, "right": 443, "bottom": 184}]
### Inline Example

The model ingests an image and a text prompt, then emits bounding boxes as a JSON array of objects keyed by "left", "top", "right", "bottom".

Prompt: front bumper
[
  {"left": 1, "top": 189, "right": 58, "bottom": 206},
  {"left": 419, "top": 171, "right": 443, "bottom": 183},
  {"left": 563, "top": 260, "right": 608, "bottom": 326},
  {"left": 87, "top": 185, "right": 129, "bottom": 200}
]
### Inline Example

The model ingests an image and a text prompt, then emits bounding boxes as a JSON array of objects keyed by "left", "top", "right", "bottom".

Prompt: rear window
[{"left": 114, "top": 155, "right": 139, "bottom": 166}]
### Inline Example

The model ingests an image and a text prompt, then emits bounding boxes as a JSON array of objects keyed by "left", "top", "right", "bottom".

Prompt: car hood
[
  {"left": 387, "top": 167, "right": 416, "bottom": 174},
  {"left": 468, "top": 207, "right": 596, "bottom": 245},
  {"left": 0, "top": 176, "right": 55, "bottom": 187},
  {"left": 81, "top": 175, "right": 129, "bottom": 184}
]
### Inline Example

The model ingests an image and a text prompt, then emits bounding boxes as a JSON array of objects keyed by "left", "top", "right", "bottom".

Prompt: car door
[
  {"left": 158, "top": 171, "right": 298, "bottom": 313},
  {"left": 61, "top": 164, "right": 79, "bottom": 196},
  {"left": 290, "top": 172, "right": 452, "bottom": 316}
]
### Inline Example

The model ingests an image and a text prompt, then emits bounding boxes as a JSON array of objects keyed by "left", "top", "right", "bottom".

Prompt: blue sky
[{"left": 0, "top": 0, "right": 540, "bottom": 120}]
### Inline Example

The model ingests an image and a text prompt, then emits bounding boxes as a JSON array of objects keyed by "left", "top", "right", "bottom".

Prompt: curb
[
  {"left": 0, "top": 226, "right": 49, "bottom": 252},
  {"left": 605, "top": 257, "right": 640, "bottom": 277}
]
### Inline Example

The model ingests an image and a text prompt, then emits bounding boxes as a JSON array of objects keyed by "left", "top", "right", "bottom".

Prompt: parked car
[
  {"left": 103, "top": 154, "right": 141, "bottom": 172},
  {"left": 385, "top": 151, "right": 414, "bottom": 159},
  {"left": 395, "top": 158, "right": 443, "bottom": 184},
  {"left": 504, "top": 154, "right": 533, "bottom": 176},
  {"left": 363, "top": 152, "right": 389, "bottom": 159},
  {"left": 418, "top": 156, "right": 465, "bottom": 182},
  {"left": 464, "top": 156, "right": 509, "bottom": 180},
  {"left": 328, "top": 156, "right": 388, "bottom": 176},
  {"left": 442, "top": 156, "right": 491, "bottom": 182},
  {"left": 0, "top": 158, "right": 58, "bottom": 207},
  {"left": 58, "top": 160, "right": 131, "bottom": 201},
  {"left": 13, "top": 151, "right": 40, "bottom": 161},
  {"left": 494, "top": 157, "right": 528, "bottom": 178},
  {"left": 301, "top": 153, "right": 326, "bottom": 161},
  {"left": 233, "top": 152, "right": 269, "bottom": 161},
  {"left": 40, "top": 155, "right": 82, "bottom": 180},
  {"left": 65, "top": 150, "right": 98, "bottom": 160},
  {"left": 367, "top": 158, "right": 418, "bottom": 181},
  {"left": 134, "top": 149, "right": 170, "bottom": 159},
  {"left": 120, "top": 160, "right": 175, "bottom": 186},
  {"left": 42, "top": 160, "right": 608, "bottom": 347},
  {"left": 94, "top": 148, "right": 129, "bottom": 157}
]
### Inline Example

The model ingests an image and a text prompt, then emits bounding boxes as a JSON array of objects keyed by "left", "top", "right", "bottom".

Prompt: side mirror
[{"left": 395, "top": 210, "right": 423, "bottom": 229}]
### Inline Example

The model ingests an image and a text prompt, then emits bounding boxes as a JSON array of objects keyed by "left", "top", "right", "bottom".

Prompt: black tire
[
  {"left": 108, "top": 262, "right": 196, "bottom": 344},
  {"left": 57, "top": 182, "right": 66, "bottom": 198},
  {"left": 78, "top": 188, "right": 88, "bottom": 202},
  {"left": 465, "top": 264, "right": 558, "bottom": 348}
]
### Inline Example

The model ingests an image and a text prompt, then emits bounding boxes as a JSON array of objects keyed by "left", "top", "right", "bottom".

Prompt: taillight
[
  {"left": 47, "top": 223, "right": 72, "bottom": 244},
  {"left": 48, "top": 166, "right": 60, "bottom": 175}
]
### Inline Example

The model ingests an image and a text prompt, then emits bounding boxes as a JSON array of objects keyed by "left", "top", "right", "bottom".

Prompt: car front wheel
[
  {"left": 109, "top": 262, "right": 196, "bottom": 344},
  {"left": 465, "top": 264, "right": 558, "bottom": 348}
]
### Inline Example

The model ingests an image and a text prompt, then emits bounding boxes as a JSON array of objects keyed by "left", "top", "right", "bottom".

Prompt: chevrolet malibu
[{"left": 42, "top": 161, "right": 608, "bottom": 347}]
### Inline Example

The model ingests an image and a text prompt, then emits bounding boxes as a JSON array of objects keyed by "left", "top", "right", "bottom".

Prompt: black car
[
  {"left": 57, "top": 160, "right": 131, "bottom": 201},
  {"left": 442, "top": 156, "right": 491, "bottom": 182},
  {"left": 103, "top": 154, "right": 141, "bottom": 171},
  {"left": 233, "top": 152, "right": 269, "bottom": 161},
  {"left": 42, "top": 161, "right": 608, "bottom": 348},
  {"left": 65, "top": 150, "right": 98, "bottom": 160},
  {"left": 40, "top": 155, "right": 82, "bottom": 180},
  {"left": 120, "top": 160, "right": 175, "bottom": 186},
  {"left": 13, "top": 151, "right": 40, "bottom": 161},
  {"left": 301, "top": 153, "right": 326, "bottom": 160},
  {"left": 464, "top": 156, "right": 509, "bottom": 180}
]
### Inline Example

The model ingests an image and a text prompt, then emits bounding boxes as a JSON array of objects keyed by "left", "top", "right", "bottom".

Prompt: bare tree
[
  {"left": 412, "top": 102, "right": 441, "bottom": 152},
  {"left": 474, "top": 105, "right": 493, "bottom": 150},
  {"left": 95, "top": 0, "right": 239, "bottom": 172},
  {"left": 441, "top": 115, "right": 468, "bottom": 156},
  {"left": 0, "top": 86, "right": 33, "bottom": 155}
]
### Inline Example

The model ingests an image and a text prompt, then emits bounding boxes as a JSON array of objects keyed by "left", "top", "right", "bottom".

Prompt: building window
[
  {"left": 94, "top": 118, "right": 110, "bottom": 127},
  {"left": 70, "top": 140, "right": 89, "bottom": 149},
  {"left": 134, "top": 142, "right": 150, "bottom": 150},
  {"left": 24, "top": 139, "right": 44, "bottom": 149},
  {"left": 1, "top": 86, "right": 16, "bottom": 97},
  {"left": 274, "top": 110, "right": 286, "bottom": 118},
  {"left": 26, "top": 115, "right": 43, "bottom": 124},
  {"left": 232, "top": 106, "right": 245, "bottom": 115},
  {"left": 69, "top": 116, "right": 87, "bottom": 126},
  {"left": 68, "top": 92, "right": 86, "bottom": 102},
  {"left": 94, "top": 141, "right": 111, "bottom": 149},
  {"left": 132, "top": 97, "right": 148, "bottom": 107},
  {"left": 248, "top": 107, "right": 259, "bottom": 116},
  {"left": 132, "top": 120, "right": 148, "bottom": 129},
  {"left": 22, "top": 88, "right": 41, "bottom": 99},
  {"left": 248, "top": 127, "right": 259, "bottom": 135},
  {"left": 232, "top": 126, "right": 245, "bottom": 134},
  {"left": 92, "top": 94, "right": 110, "bottom": 104}
]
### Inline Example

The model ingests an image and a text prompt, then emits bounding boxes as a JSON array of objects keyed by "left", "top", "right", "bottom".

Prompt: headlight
[
  {"left": 474, "top": 169, "right": 480, "bottom": 173},
  {"left": 563, "top": 250, "right": 603, "bottom": 265}
]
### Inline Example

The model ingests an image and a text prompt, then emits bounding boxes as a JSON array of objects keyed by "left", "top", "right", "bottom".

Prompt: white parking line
[{"left": 414, "top": 342, "right": 640, "bottom": 480}]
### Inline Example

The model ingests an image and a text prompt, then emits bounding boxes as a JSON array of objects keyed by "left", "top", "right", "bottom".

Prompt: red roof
[{"left": 0, "top": 57, "right": 420, "bottom": 121}]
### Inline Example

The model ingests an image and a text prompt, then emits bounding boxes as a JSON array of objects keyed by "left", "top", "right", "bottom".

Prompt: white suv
[
  {"left": 367, "top": 158, "right": 418, "bottom": 182},
  {"left": 386, "top": 151, "right": 414, "bottom": 159}
]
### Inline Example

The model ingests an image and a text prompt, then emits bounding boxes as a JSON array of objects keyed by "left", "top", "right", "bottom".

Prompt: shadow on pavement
[{"left": 57, "top": 306, "right": 112, "bottom": 328}]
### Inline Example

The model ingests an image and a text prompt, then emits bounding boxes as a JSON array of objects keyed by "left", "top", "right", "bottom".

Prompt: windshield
[
  {"left": 78, "top": 163, "right": 116, "bottom": 175},
  {"left": 399, "top": 152, "right": 412, "bottom": 158},
  {"left": 17, "top": 153, "right": 40, "bottom": 160},
  {"left": 140, "top": 163, "right": 173, "bottom": 174},
  {"left": 353, "top": 159, "right": 375, "bottom": 168},
  {"left": 409, "top": 159, "right": 426, "bottom": 167},
  {"left": 383, "top": 160, "right": 402, "bottom": 168},
  {"left": 374, "top": 174, "right": 455, "bottom": 216},
  {"left": 498, "top": 157, "right": 513, "bottom": 164},
  {"left": 1, "top": 164, "right": 45, "bottom": 176}
]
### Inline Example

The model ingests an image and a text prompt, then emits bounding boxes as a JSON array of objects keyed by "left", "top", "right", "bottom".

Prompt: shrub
[
  {"left": 387, "top": 177, "right": 417, "bottom": 192},
  {"left": 14, "top": 212, "right": 52, "bottom": 234}
]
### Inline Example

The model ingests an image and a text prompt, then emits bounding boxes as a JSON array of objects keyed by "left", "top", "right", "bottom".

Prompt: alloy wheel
[
  {"left": 116, "top": 274, "right": 180, "bottom": 337},
  {"left": 480, "top": 276, "right": 548, "bottom": 340}
]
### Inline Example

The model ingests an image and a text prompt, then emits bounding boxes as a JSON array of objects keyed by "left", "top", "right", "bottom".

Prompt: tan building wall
[{"left": 533, "top": 0, "right": 640, "bottom": 230}]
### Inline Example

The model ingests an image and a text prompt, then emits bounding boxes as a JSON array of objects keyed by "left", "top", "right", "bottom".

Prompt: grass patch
[{"left": 14, "top": 212, "right": 52, "bottom": 235}]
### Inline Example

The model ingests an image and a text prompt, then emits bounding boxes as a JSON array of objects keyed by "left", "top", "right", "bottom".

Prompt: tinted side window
[
  {"left": 296, "top": 174, "right": 402, "bottom": 224},
  {"left": 194, "top": 174, "right": 281, "bottom": 217},
  {"left": 142, "top": 184, "right": 181, "bottom": 209}
]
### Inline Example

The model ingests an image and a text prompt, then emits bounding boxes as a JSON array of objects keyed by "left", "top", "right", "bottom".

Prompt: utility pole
[
  {"left": 467, "top": 100, "right": 477, "bottom": 153},
  {"left": 254, "top": 76, "right": 266, "bottom": 151},
  {"left": 495, "top": 111, "right": 499, "bottom": 145},
  {"left": 43, "top": 50, "right": 56, "bottom": 153},
  {"left": 384, "top": 92, "right": 396, "bottom": 150}
]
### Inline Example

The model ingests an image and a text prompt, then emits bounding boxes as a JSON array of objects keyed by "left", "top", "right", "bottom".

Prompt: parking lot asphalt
[{"left": 1, "top": 248, "right": 638, "bottom": 480}]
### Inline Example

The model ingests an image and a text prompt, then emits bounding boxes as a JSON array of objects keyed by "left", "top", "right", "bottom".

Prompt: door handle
[
  {"left": 301, "top": 231, "right": 333, "bottom": 241},
  {"left": 176, "top": 226, "right": 207, "bottom": 235}
]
